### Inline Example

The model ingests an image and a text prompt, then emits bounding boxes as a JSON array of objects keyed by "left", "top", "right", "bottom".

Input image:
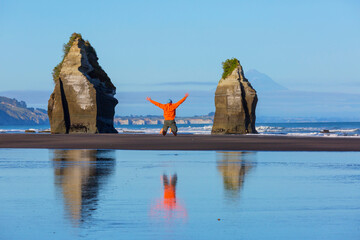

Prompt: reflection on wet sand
[
  {"left": 217, "top": 152, "right": 256, "bottom": 199},
  {"left": 150, "top": 173, "right": 187, "bottom": 222},
  {"left": 52, "top": 149, "right": 115, "bottom": 227}
]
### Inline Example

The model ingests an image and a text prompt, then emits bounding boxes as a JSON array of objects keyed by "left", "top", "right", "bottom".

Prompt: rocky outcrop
[
  {"left": 212, "top": 59, "right": 257, "bottom": 134},
  {"left": 0, "top": 96, "right": 48, "bottom": 125},
  {"left": 48, "top": 33, "right": 118, "bottom": 134}
]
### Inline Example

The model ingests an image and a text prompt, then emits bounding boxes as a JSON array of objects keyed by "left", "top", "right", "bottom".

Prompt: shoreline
[{"left": 0, "top": 134, "right": 360, "bottom": 151}]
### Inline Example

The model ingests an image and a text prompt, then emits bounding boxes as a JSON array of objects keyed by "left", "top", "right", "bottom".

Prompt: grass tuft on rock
[
  {"left": 52, "top": 33, "right": 83, "bottom": 82},
  {"left": 222, "top": 58, "right": 240, "bottom": 79}
]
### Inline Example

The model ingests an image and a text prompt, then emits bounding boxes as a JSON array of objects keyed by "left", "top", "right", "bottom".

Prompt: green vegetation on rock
[
  {"left": 222, "top": 58, "right": 240, "bottom": 79},
  {"left": 52, "top": 33, "right": 83, "bottom": 82}
]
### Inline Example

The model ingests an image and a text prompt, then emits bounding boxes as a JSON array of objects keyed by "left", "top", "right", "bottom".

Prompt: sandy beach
[{"left": 0, "top": 134, "right": 359, "bottom": 151}]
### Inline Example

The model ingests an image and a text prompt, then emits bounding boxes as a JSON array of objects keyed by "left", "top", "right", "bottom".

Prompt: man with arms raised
[{"left": 146, "top": 93, "right": 189, "bottom": 136}]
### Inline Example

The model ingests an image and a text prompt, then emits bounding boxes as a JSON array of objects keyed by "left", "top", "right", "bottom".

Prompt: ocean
[{"left": 2, "top": 122, "right": 359, "bottom": 137}]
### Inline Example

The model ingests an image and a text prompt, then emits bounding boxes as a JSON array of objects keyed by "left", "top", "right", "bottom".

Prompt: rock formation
[
  {"left": 0, "top": 96, "right": 48, "bottom": 125},
  {"left": 212, "top": 59, "right": 258, "bottom": 134},
  {"left": 48, "top": 33, "right": 118, "bottom": 133}
]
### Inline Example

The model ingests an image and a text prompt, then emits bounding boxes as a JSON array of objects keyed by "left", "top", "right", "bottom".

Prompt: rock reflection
[
  {"left": 52, "top": 149, "right": 115, "bottom": 227},
  {"left": 217, "top": 152, "right": 256, "bottom": 199},
  {"left": 150, "top": 173, "right": 187, "bottom": 222}
]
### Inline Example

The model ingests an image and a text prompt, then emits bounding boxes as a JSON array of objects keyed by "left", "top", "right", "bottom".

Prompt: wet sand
[{"left": 0, "top": 134, "right": 360, "bottom": 151}]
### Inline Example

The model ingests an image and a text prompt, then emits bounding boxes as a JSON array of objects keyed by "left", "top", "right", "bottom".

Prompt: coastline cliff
[{"left": 0, "top": 96, "right": 48, "bottom": 125}]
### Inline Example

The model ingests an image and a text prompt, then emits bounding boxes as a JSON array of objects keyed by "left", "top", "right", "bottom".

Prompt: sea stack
[
  {"left": 212, "top": 58, "right": 258, "bottom": 134},
  {"left": 48, "top": 33, "right": 118, "bottom": 134}
]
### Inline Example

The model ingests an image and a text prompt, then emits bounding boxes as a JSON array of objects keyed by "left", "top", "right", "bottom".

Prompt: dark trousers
[{"left": 163, "top": 120, "right": 178, "bottom": 133}]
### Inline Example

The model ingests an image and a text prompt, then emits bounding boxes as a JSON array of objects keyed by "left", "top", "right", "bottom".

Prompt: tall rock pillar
[
  {"left": 48, "top": 33, "right": 118, "bottom": 134},
  {"left": 212, "top": 59, "right": 258, "bottom": 134}
]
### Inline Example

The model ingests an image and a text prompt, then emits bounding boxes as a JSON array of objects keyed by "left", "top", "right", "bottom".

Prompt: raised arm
[
  {"left": 147, "top": 97, "right": 165, "bottom": 109},
  {"left": 173, "top": 93, "right": 189, "bottom": 108}
]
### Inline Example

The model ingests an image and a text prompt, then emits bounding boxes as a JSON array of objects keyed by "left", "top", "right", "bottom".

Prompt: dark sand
[{"left": 0, "top": 134, "right": 360, "bottom": 151}]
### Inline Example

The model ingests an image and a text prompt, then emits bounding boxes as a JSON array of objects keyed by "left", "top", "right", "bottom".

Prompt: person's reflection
[
  {"left": 162, "top": 174, "right": 177, "bottom": 210},
  {"left": 150, "top": 173, "right": 187, "bottom": 222},
  {"left": 217, "top": 152, "right": 256, "bottom": 199},
  {"left": 52, "top": 149, "right": 115, "bottom": 227}
]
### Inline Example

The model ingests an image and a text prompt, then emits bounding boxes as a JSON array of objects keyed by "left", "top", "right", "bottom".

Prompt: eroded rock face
[
  {"left": 212, "top": 61, "right": 257, "bottom": 134},
  {"left": 48, "top": 36, "right": 118, "bottom": 133}
]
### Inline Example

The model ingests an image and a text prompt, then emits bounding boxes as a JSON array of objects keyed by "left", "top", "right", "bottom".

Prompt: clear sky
[{"left": 0, "top": 0, "right": 359, "bottom": 93}]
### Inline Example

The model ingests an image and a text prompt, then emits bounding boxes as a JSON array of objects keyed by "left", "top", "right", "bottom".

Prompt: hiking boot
[{"left": 160, "top": 128, "right": 166, "bottom": 136}]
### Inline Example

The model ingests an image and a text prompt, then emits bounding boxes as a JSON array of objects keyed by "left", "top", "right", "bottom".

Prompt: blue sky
[{"left": 1, "top": 0, "right": 359, "bottom": 94}]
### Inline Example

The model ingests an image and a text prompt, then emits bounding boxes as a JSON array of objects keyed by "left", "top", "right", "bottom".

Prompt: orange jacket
[{"left": 149, "top": 96, "right": 187, "bottom": 120}]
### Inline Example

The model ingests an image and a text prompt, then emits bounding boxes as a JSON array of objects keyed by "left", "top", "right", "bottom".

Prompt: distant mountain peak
[
  {"left": 246, "top": 69, "right": 261, "bottom": 74},
  {"left": 245, "top": 69, "right": 287, "bottom": 92}
]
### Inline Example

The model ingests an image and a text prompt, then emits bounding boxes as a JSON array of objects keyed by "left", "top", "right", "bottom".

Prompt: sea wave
[
  {"left": 117, "top": 125, "right": 213, "bottom": 135},
  {"left": 256, "top": 125, "right": 360, "bottom": 137},
  {"left": 1, "top": 123, "right": 360, "bottom": 137},
  {"left": 256, "top": 126, "right": 286, "bottom": 133},
  {"left": 0, "top": 128, "right": 50, "bottom": 133},
  {"left": 0, "top": 129, "right": 25, "bottom": 133},
  {"left": 330, "top": 128, "right": 359, "bottom": 133}
]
